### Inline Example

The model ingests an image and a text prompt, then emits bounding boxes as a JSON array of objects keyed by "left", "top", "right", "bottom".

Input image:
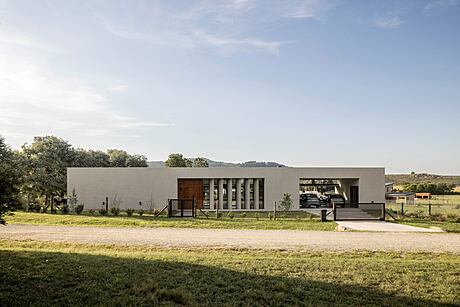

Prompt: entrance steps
[{"left": 335, "top": 208, "right": 376, "bottom": 220}]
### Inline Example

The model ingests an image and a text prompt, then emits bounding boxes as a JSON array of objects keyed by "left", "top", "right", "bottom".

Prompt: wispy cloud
[
  {"left": 192, "top": 29, "right": 285, "bottom": 55},
  {"left": 0, "top": 27, "right": 49, "bottom": 49},
  {"left": 283, "top": 0, "right": 337, "bottom": 19},
  {"left": 374, "top": 15, "right": 405, "bottom": 29},
  {"left": 0, "top": 29, "right": 172, "bottom": 145},
  {"left": 96, "top": 1, "right": 336, "bottom": 56},
  {"left": 424, "top": 0, "right": 458, "bottom": 13}
]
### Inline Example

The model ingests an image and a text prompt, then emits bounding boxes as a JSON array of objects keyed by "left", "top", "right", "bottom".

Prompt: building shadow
[{"left": 0, "top": 249, "right": 454, "bottom": 306}]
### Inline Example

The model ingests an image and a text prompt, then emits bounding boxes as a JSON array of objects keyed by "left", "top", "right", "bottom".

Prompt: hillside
[{"left": 386, "top": 173, "right": 460, "bottom": 186}]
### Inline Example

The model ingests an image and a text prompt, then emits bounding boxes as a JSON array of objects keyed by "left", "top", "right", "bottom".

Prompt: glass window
[
  {"left": 203, "top": 179, "right": 210, "bottom": 209},
  {"left": 241, "top": 180, "right": 246, "bottom": 209},
  {"left": 223, "top": 181, "right": 228, "bottom": 209},
  {"left": 259, "top": 179, "right": 264, "bottom": 209},
  {"left": 249, "top": 179, "right": 254, "bottom": 209},
  {"left": 214, "top": 182, "right": 219, "bottom": 207}
]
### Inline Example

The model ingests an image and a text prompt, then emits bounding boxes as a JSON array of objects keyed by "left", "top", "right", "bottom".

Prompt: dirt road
[{"left": 1, "top": 224, "right": 459, "bottom": 253}]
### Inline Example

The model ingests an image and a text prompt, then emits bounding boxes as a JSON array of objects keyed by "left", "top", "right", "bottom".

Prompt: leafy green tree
[
  {"left": 107, "top": 149, "right": 129, "bottom": 167},
  {"left": 127, "top": 154, "right": 148, "bottom": 167},
  {"left": 193, "top": 157, "right": 209, "bottom": 168},
  {"left": 165, "top": 153, "right": 192, "bottom": 167},
  {"left": 73, "top": 149, "right": 110, "bottom": 167},
  {"left": 278, "top": 193, "right": 293, "bottom": 212},
  {"left": 0, "top": 136, "right": 22, "bottom": 224},
  {"left": 21, "top": 136, "right": 74, "bottom": 205}
]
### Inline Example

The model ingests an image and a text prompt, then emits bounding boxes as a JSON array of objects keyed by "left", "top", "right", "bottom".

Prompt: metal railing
[{"left": 168, "top": 199, "right": 195, "bottom": 218}]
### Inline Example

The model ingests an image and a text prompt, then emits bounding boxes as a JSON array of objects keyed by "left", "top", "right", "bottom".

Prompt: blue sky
[{"left": 0, "top": 0, "right": 459, "bottom": 174}]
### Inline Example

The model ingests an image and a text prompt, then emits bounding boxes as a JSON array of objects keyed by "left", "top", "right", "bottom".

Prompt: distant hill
[
  {"left": 148, "top": 158, "right": 285, "bottom": 168},
  {"left": 386, "top": 173, "right": 460, "bottom": 186}
]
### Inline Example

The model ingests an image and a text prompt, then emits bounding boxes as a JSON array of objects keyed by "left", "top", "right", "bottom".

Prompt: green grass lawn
[
  {"left": 0, "top": 240, "right": 458, "bottom": 306},
  {"left": 385, "top": 202, "right": 460, "bottom": 232},
  {"left": 6, "top": 211, "right": 337, "bottom": 231},
  {"left": 386, "top": 202, "right": 460, "bottom": 216},
  {"left": 392, "top": 220, "right": 460, "bottom": 233}
]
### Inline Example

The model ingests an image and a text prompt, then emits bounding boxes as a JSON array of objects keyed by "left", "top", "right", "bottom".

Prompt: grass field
[
  {"left": 0, "top": 240, "right": 459, "bottom": 306},
  {"left": 386, "top": 197, "right": 460, "bottom": 232},
  {"left": 6, "top": 211, "right": 337, "bottom": 231},
  {"left": 393, "top": 220, "right": 460, "bottom": 232}
]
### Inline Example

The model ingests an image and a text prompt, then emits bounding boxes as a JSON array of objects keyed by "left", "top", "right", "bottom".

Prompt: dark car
[
  {"left": 325, "top": 194, "right": 345, "bottom": 207},
  {"left": 300, "top": 193, "right": 321, "bottom": 208}
]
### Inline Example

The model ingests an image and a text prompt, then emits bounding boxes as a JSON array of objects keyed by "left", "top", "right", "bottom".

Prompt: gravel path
[{"left": 1, "top": 224, "right": 460, "bottom": 253}]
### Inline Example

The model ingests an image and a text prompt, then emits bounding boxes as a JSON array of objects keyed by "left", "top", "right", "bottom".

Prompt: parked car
[
  {"left": 325, "top": 194, "right": 345, "bottom": 206},
  {"left": 300, "top": 193, "right": 321, "bottom": 208}
]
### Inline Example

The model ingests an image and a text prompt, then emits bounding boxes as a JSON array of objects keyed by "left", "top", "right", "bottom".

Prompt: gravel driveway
[{"left": 1, "top": 224, "right": 460, "bottom": 253}]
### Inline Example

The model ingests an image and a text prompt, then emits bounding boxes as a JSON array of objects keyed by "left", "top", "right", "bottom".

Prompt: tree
[
  {"left": 73, "top": 149, "right": 110, "bottom": 167},
  {"left": 107, "top": 149, "right": 129, "bottom": 167},
  {"left": 193, "top": 157, "right": 209, "bottom": 168},
  {"left": 21, "top": 136, "right": 74, "bottom": 206},
  {"left": 127, "top": 154, "right": 148, "bottom": 167},
  {"left": 165, "top": 153, "right": 192, "bottom": 167},
  {"left": 0, "top": 136, "right": 22, "bottom": 224},
  {"left": 278, "top": 193, "right": 293, "bottom": 212}
]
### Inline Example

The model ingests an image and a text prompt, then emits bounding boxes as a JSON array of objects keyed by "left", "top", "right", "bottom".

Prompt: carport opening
[{"left": 299, "top": 178, "right": 359, "bottom": 208}]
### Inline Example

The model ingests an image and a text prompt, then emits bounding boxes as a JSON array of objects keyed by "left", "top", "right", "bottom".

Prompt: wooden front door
[{"left": 178, "top": 179, "right": 204, "bottom": 209}]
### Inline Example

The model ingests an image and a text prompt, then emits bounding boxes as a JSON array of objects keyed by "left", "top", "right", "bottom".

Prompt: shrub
[
  {"left": 126, "top": 208, "right": 134, "bottom": 216},
  {"left": 278, "top": 193, "right": 293, "bottom": 212},
  {"left": 430, "top": 213, "right": 446, "bottom": 222},
  {"left": 89, "top": 209, "right": 95, "bottom": 215},
  {"left": 241, "top": 212, "right": 246, "bottom": 218},
  {"left": 255, "top": 212, "right": 260, "bottom": 220},
  {"left": 110, "top": 207, "right": 120, "bottom": 216},
  {"left": 0, "top": 204, "right": 14, "bottom": 225},
  {"left": 216, "top": 212, "right": 222, "bottom": 219},
  {"left": 268, "top": 212, "right": 273, "bottom": 220},
  {"left": 152, "top": 209, "right": 161, "bottom": 216},
  {"left": 75, "top": 204, "right": 84, "bottom": 215},
  {"left": 99, "top": 209, "right": 107, "bottom": 215},
  {"left": 446, "top": 213, "right": 459, "bottom": 222},
  {"left": 28, "top": 203, "right": 41, "bottom": 213},
  {"left": 61, "top": 203, "right": 69, "bottom": 214},
  {"left": 138, "top": 209, "right": 144, "bottom": 216},
  {"left": 228, "top": 212, "right": 234, "bottom": 219}
]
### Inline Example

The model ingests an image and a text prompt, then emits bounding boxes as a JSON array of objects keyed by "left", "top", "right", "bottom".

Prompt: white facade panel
[{"left": 67, "top": 167, "right": 385, "bottom": 211}]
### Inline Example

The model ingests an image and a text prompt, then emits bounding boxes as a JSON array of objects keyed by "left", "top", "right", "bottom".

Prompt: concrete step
[{"left": 336, "top": 208, "right": 376, "bottom": 220}]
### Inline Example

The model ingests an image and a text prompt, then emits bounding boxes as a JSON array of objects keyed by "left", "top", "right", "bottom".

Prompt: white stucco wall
[{"left": 67, "top": 167, "right": 385, "bottom": 210}]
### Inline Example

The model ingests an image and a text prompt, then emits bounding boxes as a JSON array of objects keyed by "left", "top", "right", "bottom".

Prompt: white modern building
[{"left": 67, "top": 167, "right": 385, "bottom": 211}]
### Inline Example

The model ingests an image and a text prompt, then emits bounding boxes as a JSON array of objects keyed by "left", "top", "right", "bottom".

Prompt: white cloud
[
  {"left": 0, "top": 29, "right": 172, "bottom": 147},
  {"left": 96, "top": 1, "right": 336, "bottom": 56},
  {"left": 0, "top": 27, "right": 49, "bottom": 49},
  {"left": 374, "top": 15, "right": 405, "bottom": 29},
  {"left": 192, "top": 29, "right": 284, "bottom": 55},
  {"left": 283, "top": 0, "right": 337, "bottom": 19},
  {"left": 98, "top": 13, "right": 283, "bottom": 55},
  {"left": 424, "top": 0, "right": 458, "bottom": 12}
]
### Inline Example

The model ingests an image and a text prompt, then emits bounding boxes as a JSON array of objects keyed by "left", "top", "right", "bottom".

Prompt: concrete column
[
  {"left": 218, "top": 179, "right": 224, "bottom": 210},
  {"left": 245, "top": 179, "right": 251, "bottom": 210},
  {"left": 236, "top": 179, "right": 242, "bottom": 209},
  {"left": 254, "top": 178, "right": 260, "bottom": 209},
  {"left": 209, "top": 179, "right": 214, "bottom": 210},
  {"left": 227, "top": 178, "right": 233, "bottom": 210}
]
